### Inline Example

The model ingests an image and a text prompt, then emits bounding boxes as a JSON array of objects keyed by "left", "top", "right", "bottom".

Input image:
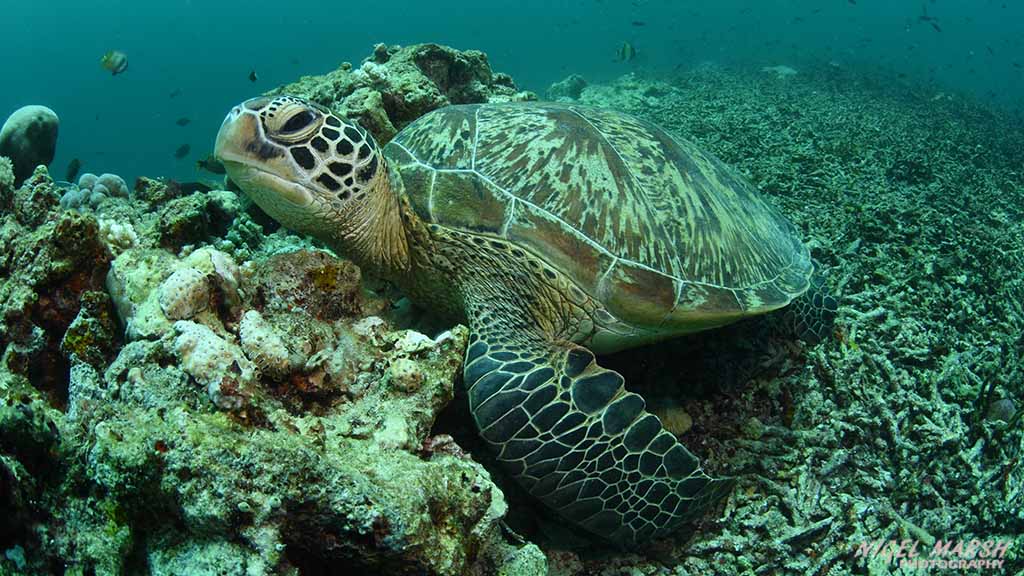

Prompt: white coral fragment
[
  {"left": 238, "top": 310, "right": 291, "bottom": 379},
  {"left": 158, "top": 268, "right": 210, "bottom": 320},
  {"left": 172, "top": 320, "right": 255, "bottom": 410}
]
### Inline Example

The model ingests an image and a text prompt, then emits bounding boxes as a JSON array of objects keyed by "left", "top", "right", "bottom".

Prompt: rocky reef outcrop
[
  {"left": 0, "top": 162, "right": 545, "bottom": 574},
  {"left": 0, "top": 45, "right": 551, "bottom": 572},
  {"left": 272, "top": 43, "right": 536, "bottom": 145},
  {"left": 0, "top": 105, "right": 59, "bottom": 187}
]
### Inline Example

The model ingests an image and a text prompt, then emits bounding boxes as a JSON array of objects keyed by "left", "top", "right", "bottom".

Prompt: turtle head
[{"left": 216, "top": 96, "right": 408, "bottom": 271}]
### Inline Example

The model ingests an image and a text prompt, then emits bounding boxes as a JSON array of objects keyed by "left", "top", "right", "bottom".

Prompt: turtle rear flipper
[
  {"left": 784, "top": 266, "right": 838, "bottom": 344},
  {"left": 465, "top": 317, "right": 734, "bottom": 546}
]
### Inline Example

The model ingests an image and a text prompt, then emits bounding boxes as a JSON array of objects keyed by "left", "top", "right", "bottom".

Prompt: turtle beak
[
  {"left": 214, "top": 103, "right": 314, "bottom": 209},
  {"left": 213, "top": 105, "right": 264, "bottom": 165}
]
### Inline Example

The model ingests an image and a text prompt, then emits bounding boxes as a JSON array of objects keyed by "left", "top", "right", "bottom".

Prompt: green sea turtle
[{"left": 214, "top": 95, "right": 837, "bottom": 545}]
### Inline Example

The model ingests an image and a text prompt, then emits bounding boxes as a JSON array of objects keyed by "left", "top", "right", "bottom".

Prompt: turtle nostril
[{"left": 223, "top": 107, "right": 241, "bottom": 125}]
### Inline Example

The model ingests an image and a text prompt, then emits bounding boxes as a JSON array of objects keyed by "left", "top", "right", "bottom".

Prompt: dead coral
[
  {"left": 548, "top": 63, "right": 1024, "bottom": 574},
  {"left": 272, "top": 43, "right": 536, "bottom": 144},
  {"left": 0, "top": 186, "right": 114, "bottom": 406},
  {"left": 250, "top": 249, "right": 368, "bottom": 321}
]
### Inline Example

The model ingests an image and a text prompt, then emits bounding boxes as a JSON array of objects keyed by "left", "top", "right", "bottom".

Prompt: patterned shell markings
[{"left": 387, "top": 103, "right": 812, "bottom": 327}]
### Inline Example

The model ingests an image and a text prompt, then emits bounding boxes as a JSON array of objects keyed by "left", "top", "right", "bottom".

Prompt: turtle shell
[{"left": 384, "top": 102, "right": 812, "bottom": 329}]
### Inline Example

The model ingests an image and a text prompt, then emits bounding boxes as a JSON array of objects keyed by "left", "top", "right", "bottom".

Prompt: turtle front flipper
[{"left": 465, "top": 321, "right": 734, "bottom": 546}]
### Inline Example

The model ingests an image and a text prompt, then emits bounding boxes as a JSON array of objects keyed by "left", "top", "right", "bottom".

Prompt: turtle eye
[
  {"left": 281, "top": 110, "right": 315, "bottom": 133},
  {"left": 266, "top": 103, "right": 322, "bottom": 143}
]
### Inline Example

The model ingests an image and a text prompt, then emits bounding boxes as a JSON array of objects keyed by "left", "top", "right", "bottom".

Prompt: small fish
[
  {"left": 986, "top": 45, "right": 994, "bottom": 55},
  {"left": 196, "top": 154, "right": 226, "bottom": 175},
  {"left": 100, "top": 50, "right": 128, "bottom": 75},
  {"left": 174, "top": 144, "right": 191, "bottom": 159},
  {"left": 631, "top": 20, "right": 646, "bottom": 27},
  {"left": 169, "top": 88, "right": 183, "bottom": 98},
  {"left": 66, "top": 158, "right": 82, "bottom": 183},
  {"left": 617, "top": 41, "right": 636, "bottom": 62},
  {"left": 175, "top": 117, "right": 191, "bottom": 127},
  {"left": 918, "top": 4, "right": 941, "bottom": 32},
  {"left": 248, "top": 69, "right": 258, "bottom": 82},
  {"left": 847, "top": 0, "right": 856, "bottom": 5},
  {"left": 1014, "top": 62, "right": 1023, "bottom": 69},
  {"left": 176, "top": 181, "right": 214, "bottom": 195}
]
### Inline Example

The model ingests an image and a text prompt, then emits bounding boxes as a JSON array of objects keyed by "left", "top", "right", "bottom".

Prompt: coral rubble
[{"left": 538, "top": 64, "right": 1024, "bottom": 574}]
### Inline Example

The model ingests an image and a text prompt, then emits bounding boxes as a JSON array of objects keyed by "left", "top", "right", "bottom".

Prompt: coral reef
[
  {"left": 0, "top": 105, "right": 59, "bottom": 186},
  {"left": 59, "top": 172, "right": 130, "bottom": 211},
  {"left": 0, "top": 63, "right": 543, "bottom": 569},
  {"left": 0, "top": 156, "right": 14, "bottom": 211},
  {"left": 2, "top": 44, "right": 1022, "bottom": 575},
  {"left": 546, "top": 74, "right": 588, "bottom": 101},
  {"left": 272, "top": 43, "right": 536, "bottom": 144},
  {"left": 0, "top": 168, "right": 114, "bottom": 401}
]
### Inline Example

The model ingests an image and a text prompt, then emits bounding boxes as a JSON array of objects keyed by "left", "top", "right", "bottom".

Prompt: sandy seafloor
[{"left": 0, "top": 44, "right": 1021, "bottom": 575}]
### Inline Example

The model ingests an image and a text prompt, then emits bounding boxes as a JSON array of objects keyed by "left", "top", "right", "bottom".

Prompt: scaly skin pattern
[
  {"left": 399, "top": 222, "right": 736, "bottom": 545},
  {"left": 214, "top": 96, "right": 832, "bottom": 547}
]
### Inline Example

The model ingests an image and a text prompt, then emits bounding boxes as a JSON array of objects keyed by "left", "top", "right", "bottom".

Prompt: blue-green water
[{"left": 3, "top": 0, "right": 1021, "bottom": 185}]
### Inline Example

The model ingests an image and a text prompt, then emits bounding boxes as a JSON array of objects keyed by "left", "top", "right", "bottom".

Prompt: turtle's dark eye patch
[
  {"left": 290, "top": 146, "right": 315, "bottom": 169},
  {"left": 357, "top": 144, "right": 371, "bottom": 160},
  {"left": 357, "top": 156, "right": 378, "bottom": 181},
  {"left": 317, "top": 173, "right": 341, "bottom": 191},
  {"left": 321, "top": 127, "right": 339, "bottom": 140},
  {"left": 344, "top": 126, "right": 363, "bottom": 142},
  {"left": 329, "top": 162, "right": 352, "bottom": 176},
  {"left": 336, "top": 140, "right": 354, "bottom": 155},
  {"left": 311, "top": 136, "right": 329, "bottom": 153},
  {"left": 282, "top": 110, "right": 316, "bottom": 133},
  {"left": 325, "top": 116, "right": 341, "bottom": 127},
  {"left": 247, "top": 140, "right": 284, "bottom": 160}
]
